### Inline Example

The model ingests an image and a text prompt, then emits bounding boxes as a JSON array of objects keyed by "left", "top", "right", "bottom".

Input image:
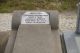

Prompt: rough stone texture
[
  {"left": 0, "top": 13, "right": 12, "bottom": 31},
  {"left": 12, "top": 24, "right": 62, "bottom": 53},
  {"left": 59, "top": 12, "right": 77, "bottom": 31}
]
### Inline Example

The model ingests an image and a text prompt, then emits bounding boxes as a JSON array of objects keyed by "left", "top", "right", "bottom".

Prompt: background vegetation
[{"left": 0, "top": 0, "right": 78, "bottom": 12}]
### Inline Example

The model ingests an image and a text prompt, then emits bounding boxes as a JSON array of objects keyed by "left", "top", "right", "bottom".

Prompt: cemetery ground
[
  {"left": 0, "top": 11, "right": 77, "bottom": 52},
  {"left": 0, "top": 0, "right": 78, "bottom": 52}
]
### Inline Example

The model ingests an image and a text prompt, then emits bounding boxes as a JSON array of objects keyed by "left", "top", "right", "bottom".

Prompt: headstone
[
  {"left": 63, "top": 31, "right": 80, "bottom": 53},
  {"left": 61, "top": 2, "right": 80, "bottom": 53},
  {"left": 12, "top": 11, "right": 62, "bottom": 53},
  {"left": 76, "top": 2, "right": 80, "bottom": 34},
  {"left": 75, "top": 36, "right": 80, "bottom": 52}
]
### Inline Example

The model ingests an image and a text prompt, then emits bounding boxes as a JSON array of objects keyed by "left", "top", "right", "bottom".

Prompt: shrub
[{"left": 0, "top": 0, "right": 7, "bottom": 3}]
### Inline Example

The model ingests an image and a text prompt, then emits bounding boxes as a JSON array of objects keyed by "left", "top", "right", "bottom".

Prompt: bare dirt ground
[{"left": 0, "top": 12, "right": 77, "bottom": 32}]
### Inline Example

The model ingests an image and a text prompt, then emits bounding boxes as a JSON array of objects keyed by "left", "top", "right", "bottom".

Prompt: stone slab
[
  {"left": 75, "top": 36, "right": 80, "bottom": 52},
  {"left": 12, "top": 24, "right": 62, "bottom": 53},
  {"left": 4, "top": 30, "right": 17, "bottom": 53},
  {"left": 0, "top": 31, "right": 9, "bottom": 53},
  {"left": 51, "top": 30, "right": 62, "bottom": 53},
  {"left": 63, "top": 31, "right": 80, "bottom": 53}
]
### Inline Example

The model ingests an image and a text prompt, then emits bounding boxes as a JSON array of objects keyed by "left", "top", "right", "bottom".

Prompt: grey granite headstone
[
  {"left": 76, "top": 2, "right": 80, "bottom": 34},
  {"left": 63, "top": 31, "right": 80, "bottom": 53}
]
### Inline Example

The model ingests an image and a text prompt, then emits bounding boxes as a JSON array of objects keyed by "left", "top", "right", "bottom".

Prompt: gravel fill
[
  {"left": 59, "top": 12, "right": 77, "bottom": 31},
  {"left": 0, "top": 13, "right": 12, "bottom": 31},
  {"left": 0, "top": 12, "right": 77, "bottom": 31}
]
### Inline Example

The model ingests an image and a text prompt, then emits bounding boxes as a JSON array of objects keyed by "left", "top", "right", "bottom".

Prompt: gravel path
[
  {"left": 59, "top": 12, "right": 77, "bottom": 31},
  {"left": 0, "top": 13, "right": 12, "bottom": 31},
  {"left": 0, "top": 12, "right": 77, "bottom": 31}
]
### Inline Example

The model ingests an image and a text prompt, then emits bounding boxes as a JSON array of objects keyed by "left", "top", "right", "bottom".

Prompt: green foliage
[
  {"left": 0, "top": 0, "right": 7, "bottom": 3},
  {"left": 0, "top": 0, "right": 78, "bottom": 12},
  {"left": 60, "top": 0, "right": 77, "bottom": 11}
]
